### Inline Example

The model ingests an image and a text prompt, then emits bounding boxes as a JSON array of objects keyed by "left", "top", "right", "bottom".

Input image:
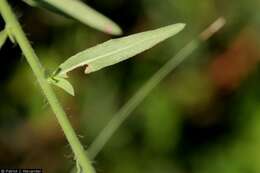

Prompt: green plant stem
[
  {"left": 88, "top": 17, "right": 226, "bottom": 159},
  {"left": 0, "top": 1, "right": 95, "bottom": 172}
]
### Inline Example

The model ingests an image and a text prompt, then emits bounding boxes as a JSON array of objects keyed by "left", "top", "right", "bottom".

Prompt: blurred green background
[{"left": 1, "top": 0, "right": 260, "bottom": 172}]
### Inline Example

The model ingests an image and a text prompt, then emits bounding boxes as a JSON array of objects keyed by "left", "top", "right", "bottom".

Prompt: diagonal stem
[{"left": 0, "top": 1, "right": 95, "bottom": 172}]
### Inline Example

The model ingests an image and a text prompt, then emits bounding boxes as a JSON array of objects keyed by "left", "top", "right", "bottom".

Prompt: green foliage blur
[{"left": 0, "top": 0, "right": 260, "bottom": 172}]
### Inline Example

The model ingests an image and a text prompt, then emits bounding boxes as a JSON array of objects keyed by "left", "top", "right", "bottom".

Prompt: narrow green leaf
[
  {"left": 0, "top": 29, "right": 7, "bottom": 49},
  {"left": 23, "top": 0, "right": 122, "bottom": 35},
  {"left": 48, "top": 76, "right": 75, "bottom": 96},
  {"left": 54, "top": 23, "right": 185, "bottom": 78}
]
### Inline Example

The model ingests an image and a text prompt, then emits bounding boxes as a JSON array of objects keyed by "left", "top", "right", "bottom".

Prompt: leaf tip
[
  {"left": 105, "top": 24, "right": 123, "bottom": 36},
  {"left": 71, "top": 90, "right": 75, "bottom": 96},
  {"left": 176, "top": 23, "right": 186, "bottom": 31}
]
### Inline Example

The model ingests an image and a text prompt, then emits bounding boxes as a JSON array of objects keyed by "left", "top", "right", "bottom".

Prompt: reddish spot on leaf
[{"left": 105, "top": 25, "right": 113, "bottom": 34}]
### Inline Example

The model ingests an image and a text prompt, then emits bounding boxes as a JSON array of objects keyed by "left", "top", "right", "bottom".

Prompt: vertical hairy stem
[{"left": 0, "top": 1, "right": 95, "bottom": 172}]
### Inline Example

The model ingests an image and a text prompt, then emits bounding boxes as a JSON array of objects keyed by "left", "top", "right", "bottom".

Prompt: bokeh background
[{"left": 1, "top": 0, "right": 260, "bottom": 172}]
